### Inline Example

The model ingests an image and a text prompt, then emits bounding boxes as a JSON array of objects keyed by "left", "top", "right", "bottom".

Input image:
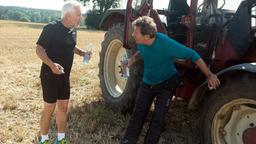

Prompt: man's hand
[
  {"left": 121, "top": 59, "right": 127, "bottom": 66},
  {"left": 84, "top": 51, "right": 92, "bottom": 60},
  {"left": 120, "top": 51, "right": 140, "bottom": 68},
  {"left": 127, "top": 58, "right": 134, "bottom": 67},
  {"left": 74, "top": 46, "right": 93, "bottom": 57},
  {"left": 194, "top": 59, "right": 221, "bottom": 90},
  {"left": 50, "top": 63, "right": 65, "bottom": 75},
  {"left": 121, "top": 57, "right": 135, "bottom": 67},
  {"left": 207, "top": 74, "right": 220, "bottom": 90}
]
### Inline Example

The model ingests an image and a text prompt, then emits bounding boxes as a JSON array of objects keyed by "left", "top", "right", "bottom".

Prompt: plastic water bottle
[
  {"left": 122, "top": 56, "right": 129, "bottom": 79},
  {"left": 83, "top": 43, "right": 93, "bottom": 64}
]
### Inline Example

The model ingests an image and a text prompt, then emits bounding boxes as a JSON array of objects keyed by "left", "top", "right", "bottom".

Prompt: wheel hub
[
  {"left": 104, "top": 39, "right": 128, "bottom": 98},
  {"left": 243, "top": 127, "right": 256, "bottom": 144},
  {"left": 212, "top": 99, "right": 256, "bottom": 144},
  {"left": 223, "top": 105, "right": 256, "bottom": 144}
]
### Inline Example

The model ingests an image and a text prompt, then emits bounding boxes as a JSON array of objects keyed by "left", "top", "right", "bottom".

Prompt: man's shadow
[
  {"left": 47, "top": 100, "right": 129, "bottom": 144},
  {"left": 34, "top": 99, "right": 200, "bottom": 144}
]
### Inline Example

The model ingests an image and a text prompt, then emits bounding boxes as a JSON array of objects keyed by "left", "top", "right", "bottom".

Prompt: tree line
[
  {"left": 0, "top": 0, "right": 122, "bottom": 29},
  {"left": 0, "top": 6, "right": 61, "bottom": 23}
]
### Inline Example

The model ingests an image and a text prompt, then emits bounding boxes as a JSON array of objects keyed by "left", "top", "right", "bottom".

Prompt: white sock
[
  {"left": 57, "top": 133, "right": 65, "bottom": 140},
  {"left": 41, "top": 134, "right": 49, "bottom": 142}
]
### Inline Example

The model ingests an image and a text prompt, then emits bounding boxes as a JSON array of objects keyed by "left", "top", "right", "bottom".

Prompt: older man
[{"left": 36, "top": 1, "right": 91, "bottom": 144}]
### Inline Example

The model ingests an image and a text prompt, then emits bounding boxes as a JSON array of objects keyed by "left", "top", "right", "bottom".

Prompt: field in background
[{"left": 0, "top": 20, "right": 200, "bottom": 144}]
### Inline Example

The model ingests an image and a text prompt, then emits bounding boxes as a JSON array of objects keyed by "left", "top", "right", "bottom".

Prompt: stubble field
[{"left": 0, "top": 20, "right": 200, "bottom": 144}]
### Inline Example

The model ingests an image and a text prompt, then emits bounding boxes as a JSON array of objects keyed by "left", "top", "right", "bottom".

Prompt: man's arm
[
  {"left": 36, "top": 44, "right": 64, "bottom": 75},
  {"left": 73, "top": 45, "right": 92, "bottom": 61},
  {"left": 73, "top": 46, "right": 85, "bottom": 56},
  {"left": 195, "top": 58, "right": 220, "bottom": 89},
  {"left": 127, "top": 51, "right": 141, "bottom": 67}
]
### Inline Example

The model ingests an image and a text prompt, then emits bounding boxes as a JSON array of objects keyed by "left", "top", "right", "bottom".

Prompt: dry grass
[
  {"left": 0, "top": 20, "right": 200, "bottom": 144},
  {"left": 0, "top": 20, "right": 128, "bottom": 144}
]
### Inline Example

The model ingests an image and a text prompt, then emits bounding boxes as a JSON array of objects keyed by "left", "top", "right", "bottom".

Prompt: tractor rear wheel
[
  {"left": 200, "top": 73, "right": 256, "bottom": 144},
  {"left": 99, "top": 24, "right": 143, "bottom": 113}
]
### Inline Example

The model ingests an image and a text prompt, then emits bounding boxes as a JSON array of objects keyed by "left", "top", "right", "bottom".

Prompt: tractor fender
[
  {"left": 99, "top": 9, "right": 125, "bottom": 30},
  {"left": 188, "top": 62, "right": 256, "bottom": 110}
]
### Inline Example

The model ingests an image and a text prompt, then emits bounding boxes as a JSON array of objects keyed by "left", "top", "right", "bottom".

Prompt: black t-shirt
[{"left": 37, "top": 20, "right": 77, "bottom": 80}]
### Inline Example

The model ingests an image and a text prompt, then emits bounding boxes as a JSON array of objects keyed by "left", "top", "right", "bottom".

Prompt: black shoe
[{"left": 120, "top": 139, "right": 129, "bottom": 144}]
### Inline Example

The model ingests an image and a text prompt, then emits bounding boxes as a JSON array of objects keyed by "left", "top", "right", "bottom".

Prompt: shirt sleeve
[
  {"left": 36, "top": 24, "right": 53, "bottom": 50},
  {"left": 164, "top": 35, "right": 201, "bottom": 63}
]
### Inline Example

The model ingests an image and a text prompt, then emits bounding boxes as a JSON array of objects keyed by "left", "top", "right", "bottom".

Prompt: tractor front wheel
[{"left": 99, "top": 24, "right": 143, "bottom": 113}]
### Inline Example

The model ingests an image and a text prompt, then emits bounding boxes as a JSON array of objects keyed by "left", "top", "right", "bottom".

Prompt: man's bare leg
[
  {"left": 40, "top": 102, "right": 56, "bottom": 137},
  {"left": 56, "top": 100, "right": 69, "bottom": 133}
]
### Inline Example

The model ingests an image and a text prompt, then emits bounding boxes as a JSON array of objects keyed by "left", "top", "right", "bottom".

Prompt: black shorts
[{"left": 40, "top": 76, "right": 70, "bottom": 103}]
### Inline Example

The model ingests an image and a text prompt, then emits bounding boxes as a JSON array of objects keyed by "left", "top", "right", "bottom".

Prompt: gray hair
[{"left": 61, "top": 0, "right": 82, "bottom": 19}]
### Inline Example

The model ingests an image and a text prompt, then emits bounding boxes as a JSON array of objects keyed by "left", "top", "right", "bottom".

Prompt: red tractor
[{"left": 98, "top": 0, "right": 256, "bottom": 143}]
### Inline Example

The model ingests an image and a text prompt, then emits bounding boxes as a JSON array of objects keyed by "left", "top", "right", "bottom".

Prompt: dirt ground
[{"left": 0, "top": 20, "right": 200, "bottom": 144}]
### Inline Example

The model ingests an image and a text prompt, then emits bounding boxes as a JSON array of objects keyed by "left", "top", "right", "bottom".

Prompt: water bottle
[
  {"left": 122, "top": 56, "right": 129, "bottom": 79},
  {"left": 83, "top": 43, "right": 93, "bottom": 64}
]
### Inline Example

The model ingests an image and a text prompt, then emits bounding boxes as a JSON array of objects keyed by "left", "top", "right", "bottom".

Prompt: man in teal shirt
[
  {"left": 121, "top": 16, "right": 220, "bottom": 144},
  {"left": 137, "top": 32, "right": 200, "bottom": 85}
]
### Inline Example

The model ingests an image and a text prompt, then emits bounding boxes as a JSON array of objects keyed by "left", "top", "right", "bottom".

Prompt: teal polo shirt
[{"left": 137, "top": 32, "right": 200, "bottom": 85}]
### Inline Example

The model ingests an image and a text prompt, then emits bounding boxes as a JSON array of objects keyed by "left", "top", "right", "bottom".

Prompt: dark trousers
[{"left": 122, "top": 82, "right": 172, "bottom": 144}]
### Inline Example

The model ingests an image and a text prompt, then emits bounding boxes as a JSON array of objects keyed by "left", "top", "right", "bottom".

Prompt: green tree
[
  {"left": 31, "top": 12, "right": 41, "bottom": 22},
  {"left": 79, "top": 0, "right": 120, "bottom": 14},
  {"left": 9, "top": 11, "right": 23, "bottom": 20},
  {"left": 19, "top": 17, "right": 30, "bottom": 22},
  {"left": 84, "top": 10, "right": 103, "bottom": 29},
  {"left": 0, "top": 9, "right": 8, "bottom": 19},
  {"left": 0, "top": 6, "right": 61, "bottom": 23}
]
